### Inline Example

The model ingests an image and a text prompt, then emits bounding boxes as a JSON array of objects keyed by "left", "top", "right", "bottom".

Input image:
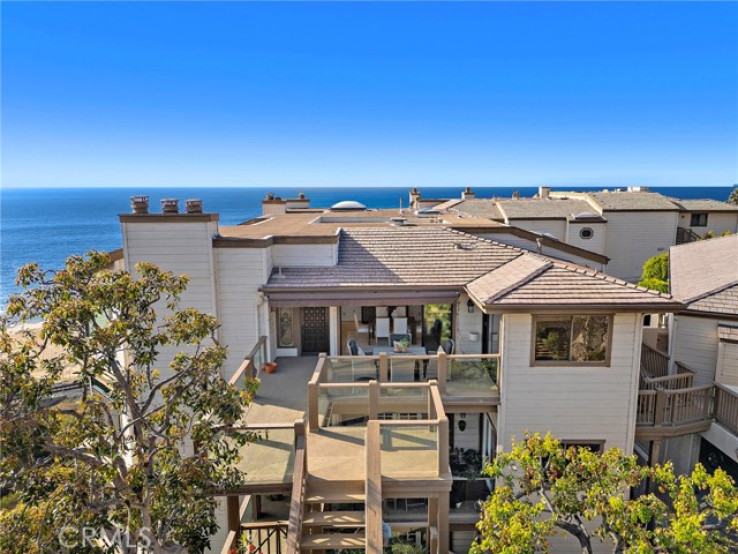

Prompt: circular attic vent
[{"left": 330, "top": 200, "right": 367, "bottom": 211}]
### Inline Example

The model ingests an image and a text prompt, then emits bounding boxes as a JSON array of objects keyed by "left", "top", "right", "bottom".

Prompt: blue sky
[{"left": 2, "top": 2, "right": 737, "bottom": 189}]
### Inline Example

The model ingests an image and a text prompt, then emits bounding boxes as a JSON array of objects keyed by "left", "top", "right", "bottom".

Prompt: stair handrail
[{"left": 285, "top": 420, "right": 307, "bottom": 554}]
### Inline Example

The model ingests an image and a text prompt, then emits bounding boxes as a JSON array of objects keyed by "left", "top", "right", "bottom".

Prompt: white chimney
[{"left": 539, "top": 186, "right": 550, "bottom": 199}]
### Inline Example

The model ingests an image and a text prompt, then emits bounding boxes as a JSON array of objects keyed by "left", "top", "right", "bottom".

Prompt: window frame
[
  {"left": 530, "top": 314, "right": 614, "bottom": 367},
  {"left": 690, "top": 213, "right": 708, "bottom": 227}
]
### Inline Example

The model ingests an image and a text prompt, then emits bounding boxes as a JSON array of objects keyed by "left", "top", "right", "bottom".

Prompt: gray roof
[
  {"left": 497, "top": 199, "right": 596, "bottom": 220},
  {"left": 668, "top": 198, "right": 738, "bottom": 212},
  {"left": 585, "top": 192, "right": 679, "bottom": 211},
  {"left": 264, "top": 226, "right": 682, "bottom": 311},
  {"left": 451, "top": 199, "right": 505, "bottom": 220},
  {"left": 670, "top": 234, "right": 738, "bottom": 316},
  {"left": 265, "top": 227, "right": 521, "bottom": 288}
]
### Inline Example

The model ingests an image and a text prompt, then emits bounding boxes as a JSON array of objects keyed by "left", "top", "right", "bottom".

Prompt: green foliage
[
  {"left": 471, "top": 433, "right": 738, "bottom": 554},
  {"left": 638, "top": 252, "right": 670, "bottom": 293},
  {"left": 0, "top": 252, "right": 259, "bottom": 553},
  {"left": 391, "top": 542, "right": 428, "bottom": 554},
  {"left": 728, "top": 187, "right": 738, "bottom": 206}
]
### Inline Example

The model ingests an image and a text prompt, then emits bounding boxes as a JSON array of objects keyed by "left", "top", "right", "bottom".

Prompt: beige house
[
  {"left": 113, "top": 194, "right": 737, "bottom": 554},
  {"left": 422, "top": 186, "right": 738, "bottom": 283},
  {"left": 655, "top": 235, "right": 738, "bottom": 478}
]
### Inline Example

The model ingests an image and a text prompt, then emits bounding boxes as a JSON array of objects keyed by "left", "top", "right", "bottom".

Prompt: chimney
[
  {"left": 539, "top": 186, "right": 550, "bottom": 199},
  {"left": 185, "top": 199, "right": 203, "bottom": 214},
  {"left": 131, "top": 195, "right": 149, "bottom": 214},
  {"left": 409, "top": 187, "right": 421, "bottom": 209},
  {"left": 262, "top": 193, "right": 287, "bottom": 215},
  {"left": 462, "top": 186, "right": 475, "bottom": 200},
  {"left": 298, "top": 192, "right": 306, "bottom": 200},
  {"left": 512, "top": 191, "right": 520, "bottom": 200},
  {"left": 161, "top": 198, "right": 179, "bottom": 214}
]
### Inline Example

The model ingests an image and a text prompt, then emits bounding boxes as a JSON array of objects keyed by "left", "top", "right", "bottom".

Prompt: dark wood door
[{"left": 301, "top": 307, "right": 330, "bottom": 354}]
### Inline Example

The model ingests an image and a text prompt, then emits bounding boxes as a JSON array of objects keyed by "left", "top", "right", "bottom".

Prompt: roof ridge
[
  {"left": 683, "top": 280, "right": 738, "bottom": 304},
  {"left": 469, "top": 257, "right": 554, "bottom": 304},
  {"left": 548, "top": 259, "right": 676, "bottom": 299}
]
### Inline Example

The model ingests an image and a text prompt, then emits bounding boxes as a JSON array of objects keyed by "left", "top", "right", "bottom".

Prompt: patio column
[
  {"left": 329, "top": 306, "right": 339, "bottom": 355},
  {"left": 437, "top": 491, "right": 450, "bottom": 553}
]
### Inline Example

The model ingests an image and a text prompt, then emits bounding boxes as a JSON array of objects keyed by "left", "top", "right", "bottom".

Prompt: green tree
[
  {"left": 728, "top": 187, "right": 738, "bottom": 206},
  {"left": 472, "top": 433, "right": 738, "bottom": 554},
  {"left": 0, "top": 252, "right": 259, "bottom": 553},
  {"left": 638, "top": 252, "right": 669, "bottom": 293}
]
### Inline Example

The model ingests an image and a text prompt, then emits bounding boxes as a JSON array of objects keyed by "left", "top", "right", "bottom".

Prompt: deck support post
[
  {"left": 227, "top": 495, "right": 240, "bottom": 532},
  {"left": 379, "top": 353, "right": 388, "bottom": 382},
  {"left": 437, "top": 491, "right": 450, "bottom": 554},
  {"left": 369, "top": 380, "right": 379, "bottom": 420}
]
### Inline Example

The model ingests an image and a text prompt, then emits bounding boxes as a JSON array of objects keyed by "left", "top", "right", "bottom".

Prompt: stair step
[
  {"left": 301, "top": 532, "right": 366, "bottom": 549},
  {"left": 306, "top": 492, "right": 366, "bottom": 504},
  {"left": 303, "top": 511, "right": 365, "bottom": 527}
]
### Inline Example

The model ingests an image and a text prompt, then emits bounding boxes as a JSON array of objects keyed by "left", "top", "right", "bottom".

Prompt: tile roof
[
  {"left": 668, "top": 198, "right": 738, "bottom": 212},
  {"left": 686, "top": 284, "right": 738, "bottom": 317},
  {"left": 670, "top": 234, "right": 738, "bottom": 313},
  {"left": 263, "top": 226, "right": 682, "bottom": 311},
  {"left": 467, "top": 260, "right": 678, "bottom": 309},
  {"left": 718, "top": 325, "right": 738, "bottom": 342},
  {"left": 264, "top": 227, "right": 522, "bottom": 288},
  {"left": 585, "top": 192, "right": 679, "bottom": 211},
  {"left": 449, "top": 199, "right": 505, "bottom": 220},
  {"left": 497, "top": 199, "right": 594, "bottom": 220}
]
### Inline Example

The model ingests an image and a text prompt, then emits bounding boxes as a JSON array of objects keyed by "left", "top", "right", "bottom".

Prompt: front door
[{"left": 301, "top": 307, "right": 330, "bottom": 354}]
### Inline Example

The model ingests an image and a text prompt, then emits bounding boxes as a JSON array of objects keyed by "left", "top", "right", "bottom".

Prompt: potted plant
[{"left": 264, "top": 361, "right": 277, "bottom": 374}]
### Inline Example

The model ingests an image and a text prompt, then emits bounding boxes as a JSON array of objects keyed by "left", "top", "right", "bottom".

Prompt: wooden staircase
[{"left": 300, "top": 481, "right": 367, "bottom": 551}]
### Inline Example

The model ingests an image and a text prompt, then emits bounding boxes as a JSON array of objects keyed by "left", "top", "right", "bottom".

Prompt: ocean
[{"left": 1, "top": 186, "right": 734, "bottom": 307}]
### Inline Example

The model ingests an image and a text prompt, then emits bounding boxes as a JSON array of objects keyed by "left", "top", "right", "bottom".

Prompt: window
[
  {"left": 579, "top": 227, "right": 594, "bottom": 240},
  {"left": 533, "top": 315, "right": 611, "bottom": 365},
  {"left": 690, "top": 213, "right": 708, "bottom": 227},
  {"left": 277, "top": 308, "right": 295, "bottom": 347}
]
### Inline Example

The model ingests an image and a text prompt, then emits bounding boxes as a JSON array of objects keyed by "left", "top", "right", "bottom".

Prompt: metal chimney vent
[
  {"left": 161, "top": 198, "right": 179, "bottom": 214},
  {"left": 185, "top": 199, "right": 203, "bottom": 214},
  {"left": 131, "top": 195, "right": 149, "bottom": 214}
]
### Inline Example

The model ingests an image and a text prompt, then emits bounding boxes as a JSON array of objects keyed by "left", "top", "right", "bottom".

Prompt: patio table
[{"left": 372, "top": 345, "right": 428, "bottom": 355}]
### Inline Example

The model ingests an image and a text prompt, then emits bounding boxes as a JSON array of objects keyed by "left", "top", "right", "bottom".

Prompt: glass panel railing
[
  {"left": 380, "top": 423, "right": 439, "bottom": 479},
  {"left": 327, "top": 357, "right": 378, "bottom": 383},
  {"left": 450, "top": 478, "right": 493, "bottom": 514},
  {"left": 378, "top": 386, "right": 428, "bottom": 419},
  {"left": 317, "top": 384, "right": 370, "bottom": 427},
  {"left": 446, "top": 357, "right": 498, "bottom": 397},
  {"left": 388, "top": 357, "right": 422, "bottom": 383}
]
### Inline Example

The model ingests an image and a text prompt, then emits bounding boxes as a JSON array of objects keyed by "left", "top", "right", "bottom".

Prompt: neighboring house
[
  {"left": 656, "top": 235, "right": 738, "bottom": 479},
  {"left": 115, "top": 194, "right": 721, "bottom": 554},
  {"left": 419, "top": 186, "right": 738, "bottom": 283}
]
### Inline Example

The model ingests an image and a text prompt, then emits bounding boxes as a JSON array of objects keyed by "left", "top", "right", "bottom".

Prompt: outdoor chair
[{"left": 376, "top": 317, "right": 391, "bottom": 344}]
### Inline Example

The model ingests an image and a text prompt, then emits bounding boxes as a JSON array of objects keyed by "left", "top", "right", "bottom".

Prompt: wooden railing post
[
  {"left": 365, "top": 421, "right": 383, "bottom": 554},
  {"left": 369, "top": 380, "right": 379, "bottom": 420},
  {"left": 654, "top": 390, "right": 667, "bottom": 427},
  {"left": 379, "top": 352, "right": 388, "bottom": 382},
  {"left": 308, "top": 382, "right": 319, "bottom": 431},
  {"left": 438, "top": 417, "right": 450, "bottom": 476},
  {"left": 227, "top": 495, "right": 240, "bottom": 532},
  {"left": 428, "top": 380, "right": 438, "bottom": 419},
  {"left": 437, "top": 352, "right": 447, "bottom": 395}
]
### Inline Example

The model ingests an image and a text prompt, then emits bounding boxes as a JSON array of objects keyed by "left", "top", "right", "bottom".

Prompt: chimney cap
[
  {"left": 161, "top": 198, "right": 180, "bottom": 214},
  {"left": 131, "top": 195, "right": 150, "bottom": 214},
  {"left": 185, "top": 199, "right": 203, "bottom": 213}
]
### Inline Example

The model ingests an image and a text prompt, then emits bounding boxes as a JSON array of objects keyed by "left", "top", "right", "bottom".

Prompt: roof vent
[
  {"left": 185, "top": 199, "right": 203, "bottom": 214},
  {"left": 131, "top": 195, "right": 149, "bottom": 214},
  {"left": 415, "top": 208, "right": 440, "bottom": 217},
  {"left": 390, "top": 217, "right": 408, "bottom": 226},
  {"left": 573, "top": 211, "right": 600, "bottom": 220},
  {"left": 330, "top": 200, "right": 367, "bottom": 211},
  {"left": 161, "top": 198, "right": 179, "bottom": 214}
]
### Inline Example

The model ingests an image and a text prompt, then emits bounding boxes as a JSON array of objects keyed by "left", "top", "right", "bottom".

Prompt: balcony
[{"left": 637, "top": 344, "right": 738, "bottom": 439}]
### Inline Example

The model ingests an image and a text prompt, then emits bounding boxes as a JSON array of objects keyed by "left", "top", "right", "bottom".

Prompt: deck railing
[
  {"left": 285, "top": 421, "right": 307, "bottom": 554},
  {"left": 640, "top": 344, "right": 670, "bottom": 378},
  {"left": 229, "top": 335, "right": 268, "bottom": 389},
  {"left": 640, "top": 370, "right": 695, "bottom": 391},
  {"left": 714, "top": 384, "right": 738, "bottom": 436}
]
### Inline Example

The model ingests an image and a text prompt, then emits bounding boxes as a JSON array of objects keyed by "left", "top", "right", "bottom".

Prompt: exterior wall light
[{"left": 467, "top": 299, "right": 475, "bottom": 313}]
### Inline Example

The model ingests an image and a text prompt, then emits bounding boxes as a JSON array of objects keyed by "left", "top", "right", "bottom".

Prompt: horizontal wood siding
[
  {"left": 671, "top": 315, "right": 726, "bottom": 387},
  {"left": 271, "top": 243, "right": 337, "bottom": 267},
  {"left": 565, "top": 221, "right": 607, "bottom": 255},
  {"left": 602, "top": 212, "right": 678, "bottom": 282},
  {"left": 456, "top": 292, "right": 483, "bottom": 354},
  {"left": 216, "top": 248, "right": 269, "bottom": 380},
  {"left": 473, "top": 232, "right": 605, "bottom": 270},
  {"left": 678, "top": 212, "right": 738, "bottom": 236},
  {"left": 498, "top": 313, "right": 639, "bottom": 453},
  {"left": 508, "top": 219, "right": 567, "bottom": 241},
  {"left": 123, "top": 221, "right": 217, "bottom": 377}
]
